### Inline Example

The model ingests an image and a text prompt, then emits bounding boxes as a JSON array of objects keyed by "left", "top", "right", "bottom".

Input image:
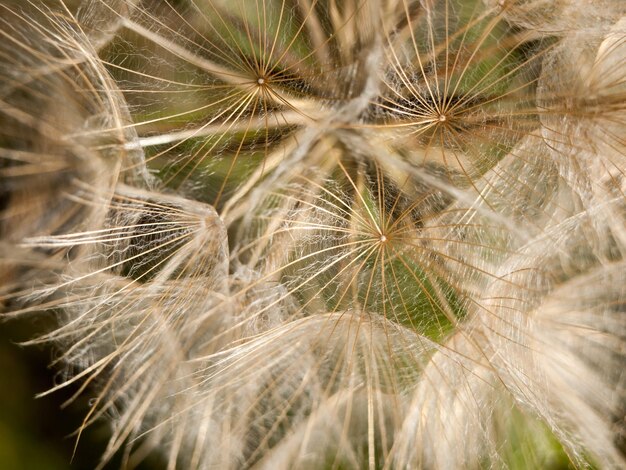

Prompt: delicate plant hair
[{"left": 1, "top": 0, "right": 625, "bottom": 469}]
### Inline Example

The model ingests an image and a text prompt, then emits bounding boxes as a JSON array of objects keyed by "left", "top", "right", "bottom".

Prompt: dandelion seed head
[{"left": 2, "top": 0, "right": 625, "bottom": 469}]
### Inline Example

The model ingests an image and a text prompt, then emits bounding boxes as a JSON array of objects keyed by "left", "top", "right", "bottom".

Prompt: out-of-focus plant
[{"left": 1, "top": 0, "right": 625, "bottom": 469}]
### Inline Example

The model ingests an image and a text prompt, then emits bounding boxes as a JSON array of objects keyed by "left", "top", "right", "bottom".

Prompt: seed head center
[
  {"left": 438, "top": 114, "right": 447, "bottom": 122},
  {"left": 380, "top": 234, "right": 387, "bottom": 243},
  {"left": 257, "top": 77, "right": 265, "bottom": 86}
]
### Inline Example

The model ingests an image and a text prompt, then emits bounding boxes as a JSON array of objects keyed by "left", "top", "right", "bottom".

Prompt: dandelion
[{"left": 1, "top": 0, "right": 625, "bottom": 469}]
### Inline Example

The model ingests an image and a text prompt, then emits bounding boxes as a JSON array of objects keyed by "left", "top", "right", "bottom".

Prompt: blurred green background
[
  {"left": 1, "top": 315, "right": 110, "bottom": 470},
  {"left": 0, "top": 316, "right": 163, "bottom": 470}
]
